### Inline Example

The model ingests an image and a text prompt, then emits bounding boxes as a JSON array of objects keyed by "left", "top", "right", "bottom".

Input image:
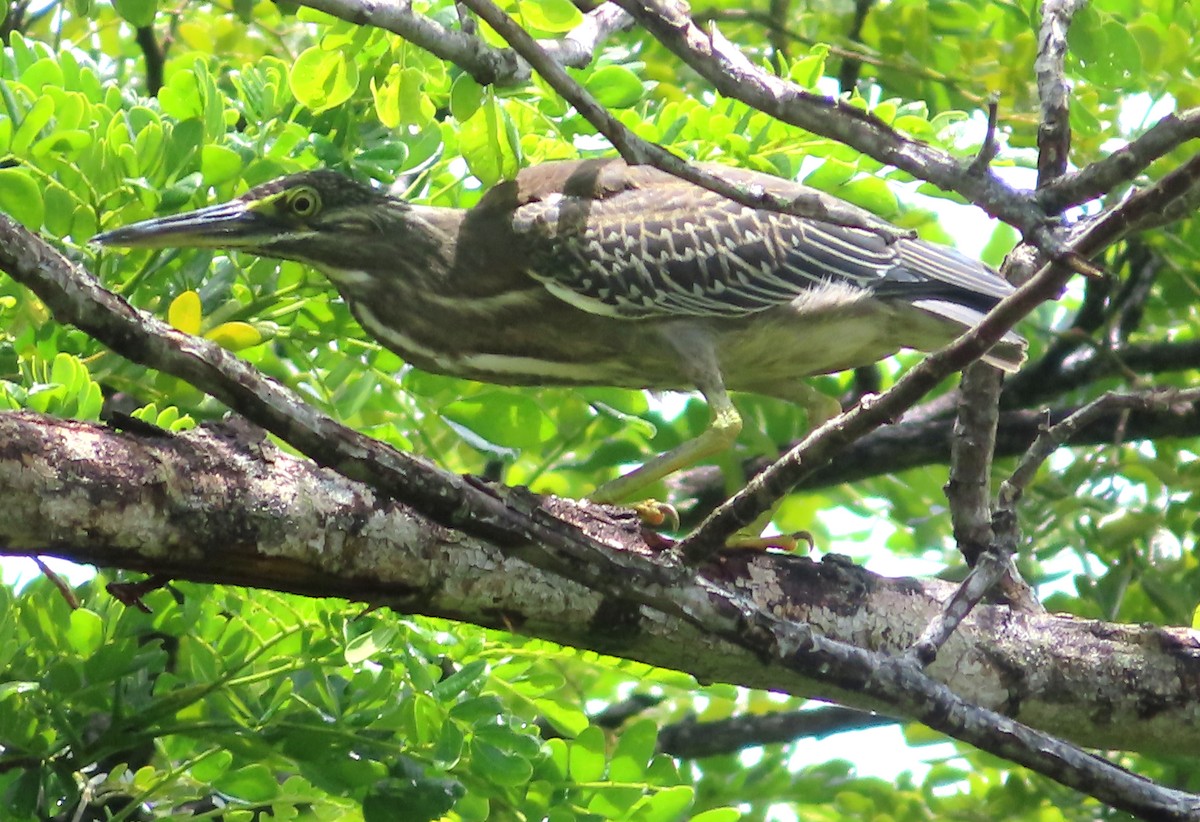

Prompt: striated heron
[{"left": 93, "top": 158, "right": 1026, "bottom": 505}]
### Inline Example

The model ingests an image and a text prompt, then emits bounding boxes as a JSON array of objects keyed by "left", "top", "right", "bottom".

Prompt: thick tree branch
[
  {"left": 666, "top": 391, "right": 1200, "bottom": 519},
  {"left": 1002, "top": 338, "right": 1200, "bottom": 409},
  {"left": 658, "top": 707, "right": 897, "bottom": 759},
  {"left": 2, "top": 222, "right": 1199, "bottom": 815},
  {"left": 1034, "top": 0, "right": 1084, "bottom": 187},
  {"left": 946, "top": 365, "right": 1003, "bottom": 567},
  {"left": 2, "top": 411, "right": 1199, "bottom": 764}
]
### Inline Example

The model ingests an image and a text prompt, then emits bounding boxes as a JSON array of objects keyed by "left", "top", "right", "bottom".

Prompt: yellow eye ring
[{"left": 288, "top": 187, "right": 321, "bottom": 217}]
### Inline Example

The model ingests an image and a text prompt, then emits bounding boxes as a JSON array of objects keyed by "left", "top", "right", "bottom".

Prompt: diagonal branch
[
  {"left": 458, "top": 0, "right": 908, "bottom": 237},
  {"left": 1037, "top": 107, "right": 1200, "bottom": 213},
  {"left": 610, "top": 0, "right": 1079, "bottom": 259},
  {"left": 2, "top": 216, "right": 1198, "bottom": 817},
  {"left": 293, "top": 0, "right": 632, "bottom": 86},
  {"left": 678, "top": 151, "right": 1200, "bottom": 561}
]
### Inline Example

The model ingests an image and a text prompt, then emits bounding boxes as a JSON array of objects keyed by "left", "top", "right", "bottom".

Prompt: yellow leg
[{"left": 590, "top": 389, "right": 742, "bottom": 504}]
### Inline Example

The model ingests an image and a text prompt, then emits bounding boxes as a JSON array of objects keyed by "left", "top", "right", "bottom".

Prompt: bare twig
[
  {"left": 967, "top": 94, "right": 1001, "bottom": 175},
  {"left": 1037, "top": 107, "right": 1200, "bottom": 214},
  {"left": 458, "top": 0, "right": 910, "bottom": 238},
  {"left": 908, "top": 551, "right": 1010, "bottom": 665},
  {"left": 33, "top": 557, "right": 81, "bottom": 609}
]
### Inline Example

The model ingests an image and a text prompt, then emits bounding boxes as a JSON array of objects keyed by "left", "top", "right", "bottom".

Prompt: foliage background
[{"left": 0, "top": 0, "right": 1198, "bottom": 818}]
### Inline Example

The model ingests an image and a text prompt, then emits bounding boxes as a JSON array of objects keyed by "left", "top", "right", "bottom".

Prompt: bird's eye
[{"left": 288, "top": 187, "right": 321, "bottom": 217}]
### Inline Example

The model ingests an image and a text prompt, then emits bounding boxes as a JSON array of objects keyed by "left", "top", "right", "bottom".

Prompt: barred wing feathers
[{"left": 499, "top": 160, "right": 1025, "bottom": 369}]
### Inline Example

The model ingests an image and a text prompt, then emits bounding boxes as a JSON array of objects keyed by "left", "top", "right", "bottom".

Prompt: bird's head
[{"left": 92, "top": 170, "right": 409, "bottom": 270}]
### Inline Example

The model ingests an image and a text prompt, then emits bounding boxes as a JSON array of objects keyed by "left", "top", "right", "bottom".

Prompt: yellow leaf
[
  {"left": 206, "top": 321, "right": 263, "bottom": 351},
  {"left": 168, "top": 290, "right": 203, "bottom": 335}
]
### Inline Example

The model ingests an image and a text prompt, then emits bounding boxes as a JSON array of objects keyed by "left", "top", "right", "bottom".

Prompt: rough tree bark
[{"left": 3, "top": 411, "right": 1196, "bottom": 756}]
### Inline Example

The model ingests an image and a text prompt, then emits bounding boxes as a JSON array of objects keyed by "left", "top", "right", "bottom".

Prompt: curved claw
[{"left": 630, "top": 499, "right": 681, "bottom": 532}]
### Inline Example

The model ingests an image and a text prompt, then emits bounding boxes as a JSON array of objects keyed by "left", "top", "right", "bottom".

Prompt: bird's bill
[{"left": 91, "top": 201, "right": 269, "bottom": 249}]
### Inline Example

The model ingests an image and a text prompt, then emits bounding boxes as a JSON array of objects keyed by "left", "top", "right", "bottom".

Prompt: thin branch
[
  {"left": 1002, "top": 337, "right": 1200, "bottom": 410},
  {"left": 696, "top": 7, "right": 991, "bottom": 106},
  {"left": 458, "top": 0, "right": 910, "bottom": 238},
  {"left": 611, "top": 0, "right": 1091, "bottom": 267},
  {"left": 293, "top": 0, "right": 632, "bottom": 86},
  {"left": 667, "top": 389, "right": 1200, "bottom": 527},
  {"left": 967, "top": 94, "right": 1001, "bottom": 175},
  {"left": 134, "top": 26, "right": 164, "bottom": 97},
  {"left": 1035, "top": 0, "right": 1085, "bottom": 187},
  {"left": 835, "top": 0, "right": 874, "bottom": 94},
  {"left": 1037, "top": 107, "right": 1200, "bottom": 214},
  {"left": 677, "top": 151, "right": 1200, "bottom": 562},
  {"left": 657, "top": 706, "right": 897, "bottom": 759},
  {"left": 298, "top": 0, "right": 518, "bottom": 85},
  {"left": 908, "top": 551, "right": 1010, "bottom": 666},
  {"left": 998, "top": 388, "right": 1200, "bottom": 512}
]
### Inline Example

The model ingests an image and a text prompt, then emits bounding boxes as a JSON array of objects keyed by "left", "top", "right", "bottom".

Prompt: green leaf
[
  {"left": 66, "top": 608, "right": 103, "bottom": 656},
  {"left": 637, "top": 785, "right": 694, "bottom": 821},
  {"left": 837, "top": 176, "right": 899, "bottom": 217},
  {"left": 459, "top": 97, "right": 520, "bottom": 186},
  {"left": 214, "top": 764, "right": 280, "bottom": 802},
  {"left": 159, "top": 71, "right": 204, "bottom": 121},
  {"left": 584, "top": 65, "right": 644, "bottom": 108},
  {"left": 610, "top": 719, "right": 656, "bottom": 782},
  {"left": 568, "top": 725, "right": 606, "bottom": 782},
  {"left": 521, "top": 0, "right": 582, "bottom": 32},
  {"left": 534, "top": 697, "right": 588, "bottom": 737},
  {"left": 469, "top": 737, "right": 533, "bottom": 787},
  {"left": 363, "top": 769, "right": 464, "bottom": 822},
  {"left": 12, "top": 96, "right": 53, "bottom": 156},
  {"left": 450, "top": 74, "right": 484, "bottom": 122},
  {"left": 201, "top": 144, "right": 244, "bottom": 186},
  {"left": 432, "top": 659, "right": 487, "bottom": 700},
  {"left": 440, "top": 391, "right": 554, "bottom": 450},
  {"left": 0, "top": 169, "right": 45, "bottom": 229},
  {"left": 112, "top": 0, "right": 157, "bottom": 26},
  {"left": 191, "top": 750, "right": 233, "bottom": 782},
  {"left": 290, "top": 47, "right": 359, "bottom": 113},
  {"left": 690, "top": 808, "right": 742, "bottom": 822}
]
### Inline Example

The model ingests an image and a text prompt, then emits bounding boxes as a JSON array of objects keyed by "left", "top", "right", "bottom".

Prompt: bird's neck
[{"left": 315, "top": 204, "right": 464, "bottom": 293}]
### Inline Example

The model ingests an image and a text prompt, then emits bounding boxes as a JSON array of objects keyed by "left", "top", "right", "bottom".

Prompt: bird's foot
[
  {"left": 630, "top": 499, "right": 680, "bottom": 532},
  {"left": 724, "top": 530, "right": 815, "bottom": 553}
]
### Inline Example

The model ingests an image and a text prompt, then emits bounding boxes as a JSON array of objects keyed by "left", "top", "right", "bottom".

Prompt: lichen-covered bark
[{"left": 2, "top": 410, "right": 1196, "bottom": 755}]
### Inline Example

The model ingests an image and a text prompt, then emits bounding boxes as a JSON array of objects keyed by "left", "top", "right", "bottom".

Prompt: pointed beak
[{"left": 91, "top": 201, "right": 271, "bottom": 249}]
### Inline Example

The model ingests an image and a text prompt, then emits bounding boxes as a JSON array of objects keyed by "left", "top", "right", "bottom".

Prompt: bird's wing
[{"left": 501, "top": 159, "right": 1015, "bottom": 322}]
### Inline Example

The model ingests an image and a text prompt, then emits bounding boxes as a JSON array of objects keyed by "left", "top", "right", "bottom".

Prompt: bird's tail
[{"left": 911, "top": 299, "right": 1028, "bottom": 372}]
